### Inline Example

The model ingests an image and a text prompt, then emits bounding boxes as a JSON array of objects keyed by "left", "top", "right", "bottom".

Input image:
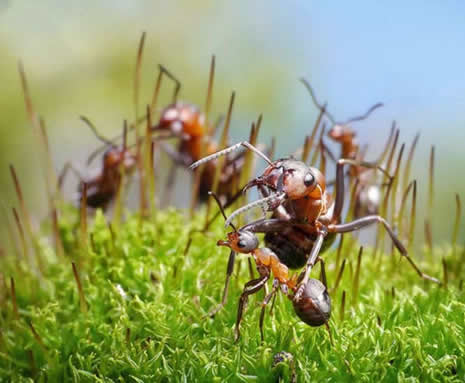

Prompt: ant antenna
[
  {"left": 189, "top": 141, "right": 273, "bottom": 171},
  {"left": 80, "top": 116, "right": 114, "bottom": 146},
  {"left": 300, "top": 78, "right": 336, "bottom": 124},
  {"left": 300, "top": 78, "right": 383, "bottom": 126},
  {"left": 343, "top": 102, "right": 384, "bottom": 125},
  {"left": 208, "top": 191, "right": 237, "bottom": 231},
  {"left": 224, "top": 192, "right": 285, "bottom": 228},
  {"left": 158, "top": 64, "right": 181, "bottom": 103}
]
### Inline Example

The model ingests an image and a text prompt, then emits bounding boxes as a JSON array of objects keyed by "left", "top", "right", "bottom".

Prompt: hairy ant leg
[
  {"left": 332, "top": 158, "right": 391, "bottom": 223},
  {"left": 328, "top": 157, "right": 440, "bottom": 284},
  {"left": 327, "top": 216, "right": 440, "bottom": 284},
  {"left": 205, "top": 192, "right": 259, "bottom": 317}
]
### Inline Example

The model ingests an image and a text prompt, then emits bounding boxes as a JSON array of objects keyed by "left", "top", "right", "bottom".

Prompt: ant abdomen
[{"left": 292, "top": 279, "right": 331, "bottom": 327}]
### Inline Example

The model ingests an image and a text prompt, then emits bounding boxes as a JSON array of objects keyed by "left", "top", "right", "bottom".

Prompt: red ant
[
  {"left": 58, "top": 119, "right": 137, "bottom": 210},
  {"left": 191, "top": 141, "right": 440, "bottom": 323},
  {"left": 147, "top": 63, "right": 252, "bottom": 206},
  {"left": 209, "top": 192, "right": 331, "bottom": 342},
  {"left": 300, "top": 79, "right": 399, "bottom": 217},
  {"left": 86, "top": 60, "right": 247, "bottom": 207},
  {"left": 300, "top": 78, "right": 384, "bottom": 166}
]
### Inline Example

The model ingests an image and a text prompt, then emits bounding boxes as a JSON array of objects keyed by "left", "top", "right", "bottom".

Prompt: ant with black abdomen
[{"left": 208, "top": 192, "right": 331, "bottom": 342}]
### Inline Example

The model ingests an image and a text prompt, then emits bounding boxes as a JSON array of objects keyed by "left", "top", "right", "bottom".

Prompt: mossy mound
[{"left": 0, "top": 209, "right": 464, "bottom": 382}]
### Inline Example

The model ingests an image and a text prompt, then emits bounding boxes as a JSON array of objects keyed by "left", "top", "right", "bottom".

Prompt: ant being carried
[
  {"left": 190, "top": 141, "right": 440, "bottom": 340},
  {"left": 209, "top": 192, "right": 331, "bottom": 342}
]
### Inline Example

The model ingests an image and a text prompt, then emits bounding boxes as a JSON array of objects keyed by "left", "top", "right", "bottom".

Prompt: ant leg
[
  {"left": 294, "top": 231, "right": 326, "bottom": 300},
  {"left": 158, "top": 142, "right": 192, "bottom": 205},
  {"left": 235, "top": 273, "right": 270, "bottom": 342},
  {"left": 255, "top": 184, "right": 292, "bottom": 221},
  {"left": 328, "top": 216, "right": 441, "bottom": 284},
  {"left": 163, "top": 163, "right": 178, "bottom": 206},
  {"left": 321, "top": 140, "right": 337, "bottom": 164},
  {"left": 259, "top": 279, "right": 279, "bottom": 342},
  {"left": 240, "top": 218, "right": 296, "bottom": 234},
  {"left": 158, "top": 64, "right": 181, "bottom": 103},
  {"left": 58, "top": 162, "right": 84, "bottom": 190},
  {"left": 159, "top": 142, "right": 193, "bottom": 167},
  {"left": 333, "top": 158, "right": 392, "bottom": 223},
  {"left": 269, "top": 291, "right": 278, "bottom": 316},
  {"left": 207, "top": 250, "right": 236, "bottom": 318},
  {"left": 202, "top": 188, "right": 246, "bottom": 232},
  {"left": 202, "top": 184, "right": 290, "bottom": 233},
  {"left": 224, "top": 194, "right": 287, "bottom": 229},
  {"left": 318, "top": 257, "right": 328, "bottom": 288}
]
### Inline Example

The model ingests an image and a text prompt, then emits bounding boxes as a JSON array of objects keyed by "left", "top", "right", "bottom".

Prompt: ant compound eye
[
  {"left": 304, "top": 172, "right": 315, "bottom": 187},
  {"left": 236, "top": 232, "right": 259, "bottom": 253}
]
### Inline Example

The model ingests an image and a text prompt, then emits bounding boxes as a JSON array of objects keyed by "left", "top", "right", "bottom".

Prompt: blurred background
[{"left": 0, "top": 0, "right": 464, "bottom": 247}]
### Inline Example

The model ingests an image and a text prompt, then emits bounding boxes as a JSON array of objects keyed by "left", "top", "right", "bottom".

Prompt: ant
[
  {"left": 87, "top": 59, "right": 248, "bottom": 207},
  {"left": 209, "top": 192, "right": 331, "bottom": 342},
  {"left": 300, "top": 79, "right": 398, "bottom": 217},
  {"left": 191, "top": 141, "right": 440, "bottom": 313},
  {"left": 300, "top": 78, "right": 383, "bottom": 167},
  {"left": 148, "top": 63, "right": 252, "bottom": 207},
  {"left": 58, "top": 119, "right": 137, "bottom": 210}
]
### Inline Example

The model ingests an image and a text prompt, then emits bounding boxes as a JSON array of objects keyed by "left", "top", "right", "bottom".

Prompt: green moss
[{"left": 0, "top": 208, "right": 464, "bottom": 382}]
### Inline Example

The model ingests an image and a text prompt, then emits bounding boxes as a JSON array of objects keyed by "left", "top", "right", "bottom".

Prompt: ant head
[
  {"left": 217, "top": 231, "right": 259, "bottom": 254},
  {"left": 208, "top": 191, "right": 259, "bottom": 254},
  {"left": 292, "top": 278, "right": 331, "bottom": 327},
  {"left": 328, "top": 124, "right": 355, "bottom": 142},
  {"left": 158, "top": 103, "right": 204, "bottom": 137},
  {"left": 268, "top": 159, "right": 326, "bottom": 200},
  {"left": 102, "top": 147, "right": 137, "bottom": 170},
  {"left": 103, "top": 147, "right": 122, "bottom": 167},
  {"left": 158, "top": 103, "right": 182, "bottom": 131}
]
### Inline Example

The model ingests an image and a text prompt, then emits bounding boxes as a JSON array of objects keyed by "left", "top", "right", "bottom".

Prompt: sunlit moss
[{"left": 0, "top": 208, "right": 464, "bottom": 381}]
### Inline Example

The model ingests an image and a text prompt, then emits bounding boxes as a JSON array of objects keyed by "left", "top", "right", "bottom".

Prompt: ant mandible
[{"left": 191, "top": 141, "right": 440, "bottom": 307}]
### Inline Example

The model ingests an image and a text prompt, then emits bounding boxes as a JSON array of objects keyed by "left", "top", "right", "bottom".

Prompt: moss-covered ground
[{"left": 0, "top": 209, "right": 464, "bottom": 382}]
